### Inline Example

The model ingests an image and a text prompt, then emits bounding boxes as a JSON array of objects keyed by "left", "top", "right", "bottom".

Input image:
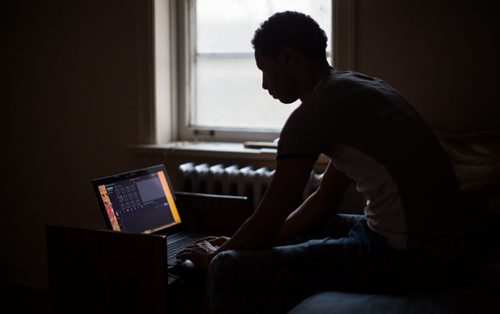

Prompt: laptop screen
[{"left": 92, "top": 165, "right": 181, "bottom": 234}]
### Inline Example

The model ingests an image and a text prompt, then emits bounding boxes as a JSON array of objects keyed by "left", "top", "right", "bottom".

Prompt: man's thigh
[
  {"left": 207, "top": 221, "right": 380, "bottom": 313},
  {"left": 293, "top": 213, "right": 366, "bottom": 242}
]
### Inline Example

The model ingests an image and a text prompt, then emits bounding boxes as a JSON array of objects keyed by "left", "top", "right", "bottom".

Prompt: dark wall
[
  {"left": 356, "top": 0, "right": 498, "bottom": 132},
  {"left": 2, "top": 0, "right": 153, "bottom": 287}
]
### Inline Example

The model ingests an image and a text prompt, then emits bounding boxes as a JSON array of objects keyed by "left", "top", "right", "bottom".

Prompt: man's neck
[{"left": 298, "top": 61, "right": 333, "bottom": 101}]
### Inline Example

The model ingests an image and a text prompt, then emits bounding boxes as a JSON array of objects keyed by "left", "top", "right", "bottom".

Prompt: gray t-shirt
[{"left": 278, "top": 71, "right": 461, "bottom": 257}]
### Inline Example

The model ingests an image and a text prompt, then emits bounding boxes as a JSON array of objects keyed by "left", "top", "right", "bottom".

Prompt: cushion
[{"left": 288, "top": 291, "right": 454, "bottom": 314}]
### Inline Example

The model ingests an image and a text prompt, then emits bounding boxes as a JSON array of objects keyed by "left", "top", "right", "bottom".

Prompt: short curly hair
[{"left": 251, "top": 11, "right": 328, "bottom": 58}]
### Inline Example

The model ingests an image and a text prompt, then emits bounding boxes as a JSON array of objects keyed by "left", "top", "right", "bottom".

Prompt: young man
[{"left": 178, "top": 11, "right": 462, "bottom": 313}]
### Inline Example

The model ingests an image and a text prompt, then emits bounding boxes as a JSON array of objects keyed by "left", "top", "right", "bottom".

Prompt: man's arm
[
  {"left": 275, "top": 161, "right": 352, "bottom": 244},
  {"left": 177, "top": 157, "right": 316, "bottom": 267},
  {"left": 215, "top": 156, "right": 317, "bottom": 251},
  {"left": 176, "top": 158, "right": 350, "bottom": 267}
]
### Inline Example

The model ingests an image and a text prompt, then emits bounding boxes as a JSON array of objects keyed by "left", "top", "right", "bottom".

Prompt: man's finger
[
  {"left": 207, "top": 236, "right": 229, "bottom": 246},
  {"left": 195, "top": 236, "right": 217, "bottom": 244},
  {"left": 176, "top": 251, "right": 192, "bottom": 260}
]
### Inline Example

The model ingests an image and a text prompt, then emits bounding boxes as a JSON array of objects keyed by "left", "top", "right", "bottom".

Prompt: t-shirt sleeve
[{"left": 277, "top": 103, "right": 329, "bottom": 160}]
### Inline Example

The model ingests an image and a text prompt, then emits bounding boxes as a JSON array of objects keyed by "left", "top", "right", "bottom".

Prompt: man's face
[{"left": 254, "top": 48, "right": 299, "bottom": 104}]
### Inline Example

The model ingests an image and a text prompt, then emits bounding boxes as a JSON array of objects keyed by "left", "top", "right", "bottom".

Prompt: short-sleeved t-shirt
[{"left": 278, "top": 71, "right": 461, "bottom": 257}]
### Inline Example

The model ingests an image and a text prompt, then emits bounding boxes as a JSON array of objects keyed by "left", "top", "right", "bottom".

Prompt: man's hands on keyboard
[{"left": 176, "top": 236, "right": 229, "bottom": 269}]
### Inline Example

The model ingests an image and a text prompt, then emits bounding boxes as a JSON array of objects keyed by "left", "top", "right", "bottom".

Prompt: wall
[
  {"left": 2, "top": 0, "right": 154, "bottom": 288},
  {"left": 355, "top": 0, "right": 498, "bottom": 133},
  {"left": 0, "top": 0, "right": 497, "bottom": 293}
]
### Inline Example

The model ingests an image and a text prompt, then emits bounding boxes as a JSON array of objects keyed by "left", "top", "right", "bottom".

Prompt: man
[{"left": 178, "top": 11, "right": 462, "bottom": 313}]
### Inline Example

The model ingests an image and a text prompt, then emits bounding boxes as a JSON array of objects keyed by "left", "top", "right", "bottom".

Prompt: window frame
[{"left": 151, "top": 0, "right": 356, "bottom": 144}]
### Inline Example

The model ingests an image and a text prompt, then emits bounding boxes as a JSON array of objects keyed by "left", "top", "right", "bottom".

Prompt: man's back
[{"left": 278, "top": 71, "right": 461, "bottom": 257}]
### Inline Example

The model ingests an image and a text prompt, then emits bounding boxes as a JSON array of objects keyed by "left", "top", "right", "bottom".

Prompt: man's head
[
  {"left": 251, "top": 11, "right": 328, "bottom": 59},
  {"left": 252, "top": 11, "right": 329, "bottom": 104}
]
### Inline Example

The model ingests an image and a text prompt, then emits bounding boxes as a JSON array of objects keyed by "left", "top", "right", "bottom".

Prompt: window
[{"left": 153, "top": 0, "right": 354, "bottom": 144}]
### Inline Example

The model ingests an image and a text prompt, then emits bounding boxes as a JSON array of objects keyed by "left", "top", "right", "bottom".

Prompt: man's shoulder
[
  {"left": 328, "top": 71, "right": 379, "bottom": 85},
  {"left": 309, "top": 71, "right": 381, "bottom": 102}
]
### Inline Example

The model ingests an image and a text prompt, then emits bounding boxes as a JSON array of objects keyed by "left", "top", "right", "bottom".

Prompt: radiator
[{"left": 178, "top": 162, "right": 324, "bottom": 209}]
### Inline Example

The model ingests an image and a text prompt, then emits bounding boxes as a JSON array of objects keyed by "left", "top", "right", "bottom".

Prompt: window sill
[
  {"left": 130, "top": 141, "right": 330, "bottom": 172},
  {"left": 130, "top": 141, "right": 278, "bottom": 162}
]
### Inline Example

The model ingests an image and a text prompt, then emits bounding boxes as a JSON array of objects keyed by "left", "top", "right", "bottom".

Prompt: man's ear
[{"left": 280, "top": 47, "right": 299, "bottom": 67}]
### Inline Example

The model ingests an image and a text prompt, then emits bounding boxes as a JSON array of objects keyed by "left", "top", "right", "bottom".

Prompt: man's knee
[
  {"left": 208, "top": 250, "right": 240, "bottom": 283},
  {"left": 208, "top": 249, "right": 273, "bottom": 288}
]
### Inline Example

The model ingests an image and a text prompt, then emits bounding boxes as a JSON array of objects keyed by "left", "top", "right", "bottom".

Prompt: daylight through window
[{"left": 189, "top": 0, "right": 332, "bottom": 136}]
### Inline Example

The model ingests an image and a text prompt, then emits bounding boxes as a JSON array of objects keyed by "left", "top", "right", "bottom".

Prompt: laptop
[{"left": 92, "top": 164, "right": 206, "bottom": 267}]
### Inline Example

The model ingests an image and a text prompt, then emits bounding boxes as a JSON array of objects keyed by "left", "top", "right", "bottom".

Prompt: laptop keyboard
[{"left": 167, "top": 234, "right": 202, "bottom": 261}]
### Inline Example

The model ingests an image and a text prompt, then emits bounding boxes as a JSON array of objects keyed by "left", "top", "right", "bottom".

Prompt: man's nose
[{"left": 262, "top": 75, "right": 268, "bottom": 90}]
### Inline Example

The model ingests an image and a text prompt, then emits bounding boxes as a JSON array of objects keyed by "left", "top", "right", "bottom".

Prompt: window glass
[{"left": 193, "top": 0, "right": 332, "bottom": 131}]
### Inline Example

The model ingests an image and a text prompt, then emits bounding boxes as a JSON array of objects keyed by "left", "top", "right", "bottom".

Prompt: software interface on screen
[{"left": 97, "top": 171, "right": 181, "bottom": 233}]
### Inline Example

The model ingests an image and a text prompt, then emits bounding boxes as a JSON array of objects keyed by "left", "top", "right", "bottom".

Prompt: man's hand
[{"left": 176, "top": 236, "right": 229, "bottom": 268}]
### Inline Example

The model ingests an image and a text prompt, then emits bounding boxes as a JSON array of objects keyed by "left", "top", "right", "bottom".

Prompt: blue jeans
[{"left": 206, "top": 214, "right": 451, "bottom": 314}]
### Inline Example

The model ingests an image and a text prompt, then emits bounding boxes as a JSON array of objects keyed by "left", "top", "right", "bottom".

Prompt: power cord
[{"left": 168, "top": 272, "right": 185, "bottom": 285}]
